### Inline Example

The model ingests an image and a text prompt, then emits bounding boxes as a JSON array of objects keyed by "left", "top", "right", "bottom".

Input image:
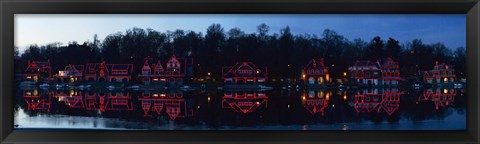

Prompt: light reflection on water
[{"left": 14, "top": 88, "right": 466, "bottom": 130}]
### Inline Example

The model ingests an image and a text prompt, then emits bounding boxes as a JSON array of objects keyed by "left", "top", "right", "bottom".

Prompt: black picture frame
[{"left": 1, "top": 0, "right": 479, "bottom": 143}]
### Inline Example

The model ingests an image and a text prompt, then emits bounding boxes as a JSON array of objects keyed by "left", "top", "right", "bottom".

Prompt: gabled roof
[
  {"left": 26, "top": 60, "right": 51, "bottom": 72},
  {"left": 222, "top": 62, "right": 268, "bottom": 78},
  {"left": 379, "top": 57, "right": 399, "bottom": 70},
  {"left": 140, "top": 100, "right": 152, "bottom": 116},
  {"left": 141, "top": 55, "right": 188, "bottom": 75},
  {"left": 85, "top": 63, "right": 101, "bottom": 75},
  {"left": 423, "top": 71, "right": 432, "bottom": 77},
  {"left": 141, "top": 57, "right": 166, "bottom": 74},
  {"left": 304, "top": 58, "right": 327, "bottom": 69},
  {"left": 165, "top": 100, "right": 182, "bottom": 120},
  {"left": 352, "top": 60, "right": 381, "bottom": 70},
  {"left": 380, "top": 102, "right": 399, "bottom": 115},
  {"left": 166, "top": 54, "right": 181, "bottom": 69},
  {"left": 379, "top": 91, "right": 401, "bottom": 115},
  {"left": 72, "top": 65, "right": 85, "bottom": 73},
  {"left": 142, "top": 58, "right": 152, "bottom": 71},
  {"left": 62, "top": 95, "right": 85, "bottom": 108},
  {"left": 85, "top": 62, "right": 133, "bottom": 75},
  {"left": 64, "top": 64, "right": 85, "bottom": 73},
  {"left": 304, "top": 98, "right": 328, "bottom": 116},
  {"left": 154, "top": 60, "right": 164, "bottom": 72},
  {"left": 223, "top": 97, "right": 268, "bottom": 114},
  {"left": 152, "top": 101, "right": 164, "bottom": 115},
  {"left": 25, "top": 99, "right": 51, "bottom": 112},
  {"left": 354, "top": 103, "right": 379, "bottom": 112}
]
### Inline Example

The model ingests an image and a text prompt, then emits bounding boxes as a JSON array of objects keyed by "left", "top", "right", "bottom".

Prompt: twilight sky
[{"left": 15, "top": 14, "right": 465, "bottom": 53}]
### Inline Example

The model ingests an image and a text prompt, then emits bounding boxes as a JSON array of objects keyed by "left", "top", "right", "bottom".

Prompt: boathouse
[
  {"left": 138, "top": 54, "right": 193, "bottom": 85},
  {"left": 352, "top": 89, "right": 401, "bottom": 115},
  {"left": 23, "top": 89, "right": 51, "bottom": 112},
  {"left": 302, "top": 90, "right": 330, "bottom": 116},
  {"left": 348, "top": 57, "right": 401, "bottom": 86},
  {"left": 302, "top": 58, "right": 330, "bottom": 85},
  {"left": 222, "top": 91, "right": 268, "bottom": 114},
  {"left": 349, "top": 60, "right": 382, "bottom": 85},
  {"left": 84, "top": 61, "right": 133, "bottom": 82},
  {"left": 138, "top": 91, "right": 191, "bottom": 120},
  {"left": 421, "top": 88, "right": 456, "bottom": 110},
  {"left": 24, "top": 60, "right": 52, "bottom": 82},
  {"left": 380, "top": 57, "right": 401, "bottom": 85},
  {"left": 222, "top": 62, "right": 268, "bottom": 86},
  {"left": 55, "top": 64, "right": 85, "bottom": 83},
  {"left": 423, "top": 61, "right": 456, "bottom": 84}
]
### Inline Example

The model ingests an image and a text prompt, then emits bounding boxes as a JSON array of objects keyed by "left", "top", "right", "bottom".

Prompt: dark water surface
[{"left": 14, "top": 87, "right": 466, "bottom": 130}]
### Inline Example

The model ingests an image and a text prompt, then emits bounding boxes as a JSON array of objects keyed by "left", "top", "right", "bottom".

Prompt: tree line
[{"left": 14, "top": 23, "right": 466, "bottom": 81}]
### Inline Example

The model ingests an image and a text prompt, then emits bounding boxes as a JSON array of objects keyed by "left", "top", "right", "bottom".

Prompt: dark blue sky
[{"left": 15, "top": 14, "right": 465, "bottom": 53}]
